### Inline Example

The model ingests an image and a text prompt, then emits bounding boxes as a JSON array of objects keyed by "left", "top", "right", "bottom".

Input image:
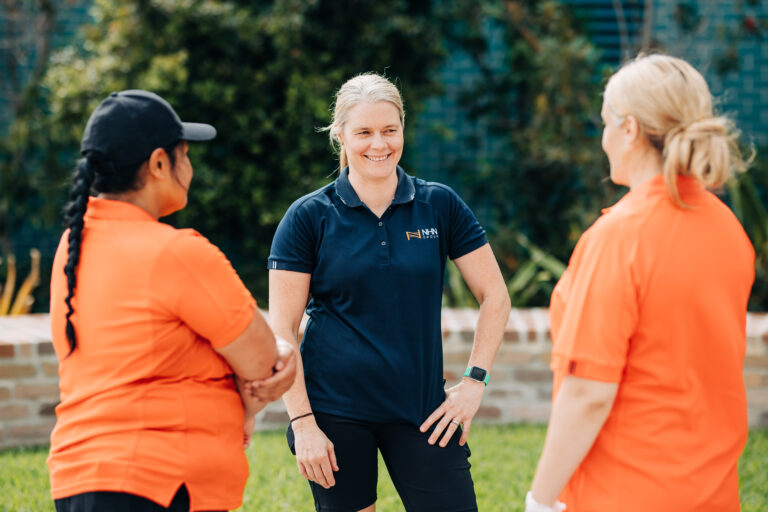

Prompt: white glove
[{"left": 525, "top": 491, "right": 566, "bottom": 512}]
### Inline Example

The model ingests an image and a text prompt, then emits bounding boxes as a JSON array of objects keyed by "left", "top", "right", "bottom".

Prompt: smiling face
[{"left": 337, "top": 101, "right": 404, "bottom": 183}]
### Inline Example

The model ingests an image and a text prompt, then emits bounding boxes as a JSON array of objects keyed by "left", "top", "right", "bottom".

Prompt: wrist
[
  {"left": 290, "top": 413, "right": 317, "bottom": 431},
  {"left": 464, "top": 366, "right": 490, "bottom": 386},
  {"left": 461, "top": 376, "right": 487, "bottom": 388},
  {"left": 525, "top": 491, "right": 565, "bottom": 512},
  {"left": 244, "top": 401, "right": 264, "bottom": 414}
]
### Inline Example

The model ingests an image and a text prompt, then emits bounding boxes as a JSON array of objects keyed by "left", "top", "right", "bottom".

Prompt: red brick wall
[
  {"left": 2, "top": 310, "right": 768, "bottom": 449},
  {"left": 0, "top": 315, "right": 59, "bottom": 449}
]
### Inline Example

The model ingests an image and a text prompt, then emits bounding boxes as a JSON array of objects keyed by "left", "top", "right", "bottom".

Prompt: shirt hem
[
  {"left": 550, "top": 354, "right": 623, "bottom": 382},
  {"left": 50, "top": 481, "right": 243, "bottom": 512},
  {"left": 309, "top": 400, "right": 434, "bottom": 426},
  {"left": 449, "top": 237, "right": 488, "bottom": 261},
  {"left": 267, "top": 260, "right": 313, "bottom": 273},
  {"left": 208, "top": 302, "right": 257, "bottom": 349}
]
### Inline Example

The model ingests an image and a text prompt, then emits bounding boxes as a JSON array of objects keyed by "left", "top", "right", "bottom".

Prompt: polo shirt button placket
[{"left": 378, "top": 219, "right": 391, "bottom": 265}]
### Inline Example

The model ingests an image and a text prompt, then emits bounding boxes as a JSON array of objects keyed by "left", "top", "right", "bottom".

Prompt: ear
[
  {"left": 623, "top": 115, "right": 642, "bottom": 145},
  {"left": 146, "top": 147, "right": 172, "bottom": 180}
]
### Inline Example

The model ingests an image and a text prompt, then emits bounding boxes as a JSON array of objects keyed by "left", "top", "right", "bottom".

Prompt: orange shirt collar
[
  {"left": 84, "top": 197, "right": 157, "bottom": 222},
  {"left": 602, "top": 174, "right": 704, "bottom": 214}
]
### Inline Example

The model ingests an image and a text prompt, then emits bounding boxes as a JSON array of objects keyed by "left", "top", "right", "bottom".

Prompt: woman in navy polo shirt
[{"left": 268, "top": 73, "right": 511, "bottom": 512}]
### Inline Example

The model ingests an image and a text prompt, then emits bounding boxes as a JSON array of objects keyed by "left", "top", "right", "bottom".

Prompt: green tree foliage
[
  {"left": 39, "top": 0, "right": 446, "bottom": 303},
  {"left": 0, "top": 1, "right": 54, "bottom": 252},
  {"left": 728, "top": 153, "right": 768, "bottom": 310},
  {"left": 434, "top": 0, "right": 617, "bottom": 306}
]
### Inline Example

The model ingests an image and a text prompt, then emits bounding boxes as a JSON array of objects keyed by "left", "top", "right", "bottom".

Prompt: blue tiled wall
[
  {"left": 410, "top": 0, "right": 768, "bottom": 188},
  {"left": 409, "top": 0, "right": 642, "bottom": 184},
  {"left": 651, "top": 0, "right": 768, "bottom": 144}
]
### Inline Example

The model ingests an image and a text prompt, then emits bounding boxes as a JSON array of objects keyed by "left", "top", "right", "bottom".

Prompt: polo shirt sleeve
[
  {"left": 268, "top": 199, "right": 317, "bottom": 273},
  {"left": 550, "top": 218, "right": 639, "bottom": 383},
  {"left": 154, "top": 230, "right": 256, "bottom": 349},
  {"left": 445, "top": 187, "right": 487, "bottom": 260}
]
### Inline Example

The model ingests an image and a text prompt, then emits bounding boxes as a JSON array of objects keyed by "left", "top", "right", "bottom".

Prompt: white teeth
[{"left": 366, "top": 154, "right": 389, "bottom": 161}]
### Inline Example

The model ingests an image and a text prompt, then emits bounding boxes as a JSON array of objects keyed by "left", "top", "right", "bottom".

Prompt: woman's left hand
[{"left": 419, "top": 379, "right": 486, "bottom": 447}]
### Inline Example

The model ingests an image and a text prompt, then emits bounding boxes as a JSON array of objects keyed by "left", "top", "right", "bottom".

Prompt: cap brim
[{"left": 180, "top": 122, "right": 217, "bottom": 141}]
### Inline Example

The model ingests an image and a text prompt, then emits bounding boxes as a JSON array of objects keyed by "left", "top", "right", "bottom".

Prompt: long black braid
[
  {"left": 62, "top": 144, "right": 178, "bottom": 355},
  {"left": 63, "top": 156, "right": 95, "bottom": 354}
]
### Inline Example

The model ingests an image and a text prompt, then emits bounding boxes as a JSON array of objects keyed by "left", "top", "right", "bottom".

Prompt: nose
[{"left": 371, "top": 132, "right": 387, "bottom": 149}]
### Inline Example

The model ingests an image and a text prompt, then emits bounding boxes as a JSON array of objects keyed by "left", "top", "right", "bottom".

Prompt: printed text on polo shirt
[{"left": 405, "top": 227, "right": 439, "bottom": 240}]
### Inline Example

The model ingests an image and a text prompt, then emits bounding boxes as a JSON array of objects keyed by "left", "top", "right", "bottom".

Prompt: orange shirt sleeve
[
  {"left": 152, "top": 229, "right": 256, "bottom": 348},
  {"left": 551, "top": 215, "right": 639, "bottom": 382}
]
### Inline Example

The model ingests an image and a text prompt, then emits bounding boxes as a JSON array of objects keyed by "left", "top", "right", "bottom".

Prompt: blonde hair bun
[{"left": 663, "top": 116, "right": 734, "bottom": 190}]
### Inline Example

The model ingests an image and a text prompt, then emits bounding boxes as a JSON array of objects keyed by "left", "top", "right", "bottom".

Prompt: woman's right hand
[{"left": 293, "top": 417, "right": 339, "bottom": 488}]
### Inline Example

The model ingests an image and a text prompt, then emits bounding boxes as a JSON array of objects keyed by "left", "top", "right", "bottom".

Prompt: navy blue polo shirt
[{"left": 268, "top": 166, "right": 487, "bottom": 425}]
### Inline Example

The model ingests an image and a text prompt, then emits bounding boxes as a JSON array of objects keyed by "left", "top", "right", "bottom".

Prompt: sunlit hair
[
  {"left": 604, "top": 54, "right": 748, "bottom": 206},
  {"left": 322, "top": 73, "right": 405, "bottom": 171}
]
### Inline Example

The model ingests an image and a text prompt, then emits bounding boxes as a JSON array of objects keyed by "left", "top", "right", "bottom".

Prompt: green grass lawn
[{"left": 2, "top": 425, "right": 766, "bottom": 511}]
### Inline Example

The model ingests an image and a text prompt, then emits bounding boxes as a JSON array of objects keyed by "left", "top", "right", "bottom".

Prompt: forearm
[
  {"left": 282, "top": 357, "right": 313, "bottom": 419},
  {"left": 272, "top": 325, "right": 314, "bottom": 419},
  {"left": 236, "top": 375, "right": 267, "bottom": 416},
  {"left": 466, "top": 289, "right": 510, "bottom": 372},
  {"left": 530, "top": 377, "right": 617, "bottom": 505}
]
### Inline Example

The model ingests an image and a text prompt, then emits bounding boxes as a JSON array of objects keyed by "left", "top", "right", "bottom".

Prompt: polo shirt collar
[
  {"left": 84, "top": 197, "right": 157, "bottom": 222},
  {"left": 335, "top": 166, "right": 416, "bottom": 208},
  {"left": 601, "top": 173, "right": 704, "bottom": 214}
]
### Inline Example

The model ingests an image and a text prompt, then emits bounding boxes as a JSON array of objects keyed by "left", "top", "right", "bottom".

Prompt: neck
[
  {"left": 98, "top": 191, "right": 162, "bottom": 220},
  {"left": 627, "top": 147, "right": 664, "bottom": 190},
  {"left": 347, "top": 167, "right": 399, "bottom": 215}
]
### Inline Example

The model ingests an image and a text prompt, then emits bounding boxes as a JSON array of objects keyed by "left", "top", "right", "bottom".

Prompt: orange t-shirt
[
  {"left": 48, "top": 198, "right": 257, "bottom": 511},
  {"left": 550, "top": 175, "right": 755, "bottom": 511}
]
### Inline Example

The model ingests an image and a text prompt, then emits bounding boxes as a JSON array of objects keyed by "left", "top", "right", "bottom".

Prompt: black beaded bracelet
[{"left": 289, "top": 412, "right": 314, "bottom": 424}]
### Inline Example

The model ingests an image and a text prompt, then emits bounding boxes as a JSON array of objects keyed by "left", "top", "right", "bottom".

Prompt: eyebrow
[{"left": 352, "top": 124, "right": 400, "bottom": 131}]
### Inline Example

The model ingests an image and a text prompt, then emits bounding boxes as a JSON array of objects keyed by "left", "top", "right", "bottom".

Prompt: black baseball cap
[{"left": 80, "top": 89, "right": 216, "bottom": 168}]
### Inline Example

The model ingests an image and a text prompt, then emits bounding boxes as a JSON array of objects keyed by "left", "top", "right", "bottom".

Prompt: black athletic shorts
[
  {"left": 53, "top": 484, "right": 225, "bottom": 512},
  {"left": 287, "top": 412, "right": 478, "bottom": 512}
]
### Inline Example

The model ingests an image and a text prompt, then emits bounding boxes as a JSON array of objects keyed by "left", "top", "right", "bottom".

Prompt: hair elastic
[{"left": 289, "top": 412, "right": 314, "bottom": 424}]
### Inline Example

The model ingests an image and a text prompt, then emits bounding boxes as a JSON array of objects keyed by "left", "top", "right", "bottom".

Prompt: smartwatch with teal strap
[{"left": 464, "top": 366, "right": 490, "bottom": 386}]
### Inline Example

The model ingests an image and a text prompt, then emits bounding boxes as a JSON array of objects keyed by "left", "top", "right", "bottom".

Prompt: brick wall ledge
[{"left": 1, "top": 310, "right": 767, "bottom": 449}]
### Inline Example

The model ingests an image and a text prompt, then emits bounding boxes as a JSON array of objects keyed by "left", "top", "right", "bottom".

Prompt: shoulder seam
[{"left": 292, "top": 182, "right": 336, "bottom": 213}]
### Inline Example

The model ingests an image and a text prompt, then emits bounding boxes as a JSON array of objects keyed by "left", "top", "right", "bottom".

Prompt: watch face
[{"left": 469, "top": 367, "right": 487, "bottom": 381}]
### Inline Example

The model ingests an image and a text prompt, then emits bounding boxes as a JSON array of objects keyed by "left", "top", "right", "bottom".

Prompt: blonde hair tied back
[
  {"left": 604, "top": 54, "right": 748, "bottom": 206},
  {"left": 321, "top": 73, "right": 405, "bottom": 171}
]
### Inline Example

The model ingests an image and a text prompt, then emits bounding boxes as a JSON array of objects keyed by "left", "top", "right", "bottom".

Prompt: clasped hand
[
  {"left": 239, "top": 338, "right": 298, "bottom": 448},
  {"left": 244, "top": 338, "right": 298, "bottom": 402}
]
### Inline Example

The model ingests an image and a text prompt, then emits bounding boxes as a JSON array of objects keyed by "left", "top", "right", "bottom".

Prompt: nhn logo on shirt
[{"left": 406, "top": 228, "right": 439, "bottom": 240}]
